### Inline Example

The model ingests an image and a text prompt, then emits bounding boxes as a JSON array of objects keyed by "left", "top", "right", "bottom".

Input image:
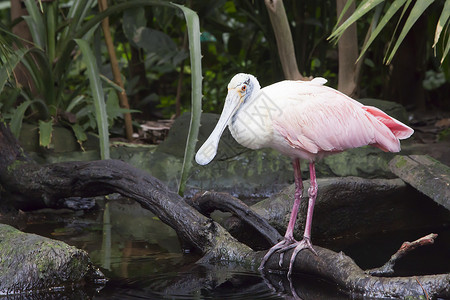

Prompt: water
[{"left": 4, "top": 197, "right": 450, "bottom": 299}]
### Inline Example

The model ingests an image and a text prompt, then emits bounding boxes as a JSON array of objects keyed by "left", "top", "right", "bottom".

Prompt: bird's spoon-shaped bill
[{"left": 195, "top": 90, "right": 241, "bottom": 165}]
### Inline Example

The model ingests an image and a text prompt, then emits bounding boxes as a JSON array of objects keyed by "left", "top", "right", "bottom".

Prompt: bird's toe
[{"left": 287, "top": 238, "right": 317, "bottom": 277}]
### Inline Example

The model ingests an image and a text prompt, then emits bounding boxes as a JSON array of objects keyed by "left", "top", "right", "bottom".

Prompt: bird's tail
[
  {"left": 363, "top": 106, "right": 414, "bottom": 139},
  {"left": 363, "top": 106, "right": 414, "bottom": 152}
]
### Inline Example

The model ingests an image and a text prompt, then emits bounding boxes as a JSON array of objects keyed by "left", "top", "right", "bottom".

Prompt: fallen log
[
  {"left": 389, "top": 155, "right": 450, "bottom": 210},
  {"left": 193, "top": 177, "right": 450, "bottom": 245},
  {"left": 256, "top": 246, "right": 450, "bottom": 299},
  {"left": 0, "top": 123, "right": 449, "bottom": 298},
  {"left": 189, "top": 191, "right": 282, "bottom": 247}
]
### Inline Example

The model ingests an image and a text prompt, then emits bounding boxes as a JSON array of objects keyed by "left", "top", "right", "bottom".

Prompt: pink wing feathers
[
  {"left": 272, "top": 83, "right": 413, "bottom": 156},
  {"left": 362, "top": 106, "right": 414, "bottom": 139}
]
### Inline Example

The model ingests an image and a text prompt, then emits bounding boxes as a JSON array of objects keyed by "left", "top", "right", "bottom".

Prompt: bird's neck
[{"left": 229, "top": 85, "right": 275, "bottom": 150}]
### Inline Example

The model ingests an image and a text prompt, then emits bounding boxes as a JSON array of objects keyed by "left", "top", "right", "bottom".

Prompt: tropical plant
[
  {"left": 1, "top": 0, "right": 114, "bottom": 159},
  {"left": 329, "top": 0, "right": 450, "bottom": 65},
  {"left": 118, "top": 3, "right": 202, "bottom": 196},
  {"left": 1, "top": 0, "right": 203, "bottom": 194}
]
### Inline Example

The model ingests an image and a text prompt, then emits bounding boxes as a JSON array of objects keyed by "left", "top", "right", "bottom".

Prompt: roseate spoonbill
[{"left": 195, "top": 73, "right": 414, "bottom": 276}]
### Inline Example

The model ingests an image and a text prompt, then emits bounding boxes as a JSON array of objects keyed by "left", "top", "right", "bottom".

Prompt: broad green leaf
[
  {"left": 39, "top": 119, "right": 53, "bottom": 148},
  {"left": 70, "top": 123, "right": 88, "bottom": 143},
  {"left": 329, "top": 0, "right": 384, "bottom": 42},
  {"left": 385, "top": 0, "right": 435, "bottom": 64},
  {"left": 9, "top": 99, "right": 47, "bottom": 137},
  {"left": 123, "top": 7, "right": 177, "bottom": 54},
  {"left": 433, "top": 0, "right": 450, "bottom": 49},
  {"left": 10, "top": 100, "right": 33, "bottom": 137},
  {"left": 75, "top": 38, "right": 110, "bottom": 160},
  {"left": 358, "top": 0, "right": 407, "bottom": 61},
  {"left": 77, "top": 1, "right": 172, "bottom": 41},
  {"left": 123, "top": 8, "right": 146, "bottom": 45},
  {"left": 172, "top": 3, "right": 202, "bottom": 196}
]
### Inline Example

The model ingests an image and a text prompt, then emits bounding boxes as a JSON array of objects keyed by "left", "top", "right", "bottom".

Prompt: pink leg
[
  {"left": 285, "top": 158, "right": 303, "bottom": 240},
  {"left": 258, "top": 158, "right": 303, "bottom": 270},
  {"left": 287, "top": 162, "right": 318, "bottom": 277}
]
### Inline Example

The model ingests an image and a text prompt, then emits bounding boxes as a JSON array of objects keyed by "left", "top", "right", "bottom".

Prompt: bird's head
[{"left": 195, "top": 73, "right": 260, "bottom": 165}]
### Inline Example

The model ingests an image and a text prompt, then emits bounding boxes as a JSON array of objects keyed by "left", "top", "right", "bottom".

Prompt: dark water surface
[{"left": 11, "top": 196, "right": 450, "bottom": 299}]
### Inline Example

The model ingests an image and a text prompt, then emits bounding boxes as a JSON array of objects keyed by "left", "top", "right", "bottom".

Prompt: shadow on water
[{"left": 4, "top": 195, "right": 449, "bottom": 300}]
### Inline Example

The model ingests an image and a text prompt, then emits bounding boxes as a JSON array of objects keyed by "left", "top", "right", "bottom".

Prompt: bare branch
[
  {"left": 189, "top": 191, "right": 282, "bottom": 246},
  {"left": 368, "top": 233, "right": 439, "bottom": 276}
]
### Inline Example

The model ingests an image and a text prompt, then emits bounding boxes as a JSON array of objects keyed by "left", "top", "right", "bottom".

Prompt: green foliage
[
  {"left": 75, "top": 39, "right": 110, "bottom": 160},
  {"left": 0, "top": 46, "right": 28, "bottom": 93},
  {"left": 10, "top": 99, "right": 48, "bottom": 138},
  {"left": 121, "top": 3, "right": 203, "bottom": 195},
  {"left": 1, "top": 0, "right": 203, "bottom": 195},
  {"left": 123, "top": 7, "right": 187, "bottom": 67},
  {"left": 0, "top": 0, "right": 172, "bottom": 152},
  {"left": 172, "top": 3, "right": 202, "bottom": 196},
  {"left": 330, "top": 0, "right": 450, "bottom": 64},
  {"left": 0, "top": 0, "right": 113, "bottom": 152},
  {"left": 435, "top": 0, "right": 450, "bottom": 63},
  {"left": 38, "top": 120, "right": 53, "bottom": 148}
]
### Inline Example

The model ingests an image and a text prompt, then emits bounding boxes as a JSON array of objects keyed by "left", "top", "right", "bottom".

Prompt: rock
[
  {"left": 250, "top": 177, "right": 450, "bottom": 241},
  {"left": 405, "top": 141, "right": 450, "bottom": 167},
  {"left": 19, "top": 123, "right": 79, "bottom": 153},
  {"left": 19, "top": 123, "right": 100, "bottom": 154},
  {"left": 389, "top": 155, "right": 450, "bottom": 211},
  {"left": 0, "top": 224, "right": 105, "bottom": 294}
]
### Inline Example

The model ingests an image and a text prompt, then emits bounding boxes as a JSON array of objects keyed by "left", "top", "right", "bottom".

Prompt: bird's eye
[{"left": 241, "top": 85, "right": 247, "bottom": 92}]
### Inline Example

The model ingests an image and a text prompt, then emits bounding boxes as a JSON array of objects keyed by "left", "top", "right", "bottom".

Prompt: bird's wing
[{"left": 269, "top": 81, "right": 401, "bottom": 154}]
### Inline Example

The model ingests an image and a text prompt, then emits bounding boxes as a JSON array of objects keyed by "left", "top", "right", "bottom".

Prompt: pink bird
[{"left": 195, "top": 73, "right": 414, "bottom": 276}]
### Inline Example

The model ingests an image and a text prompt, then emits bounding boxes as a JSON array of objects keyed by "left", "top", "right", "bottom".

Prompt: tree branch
[
  {"left": 264, "top": 0, "right": 305, "bottom": 80},
  {"left": 368, "top": 233, "right": 439, "bottom": 276},
  {"left": 98, "top": 0, "right": 134, "bottom": 140},
  {"left": 259, "top": 246, "right": 449, "bottom": 298},
  {"left": 189, "top": 191, "right": 282, "bottom": 246},
  {"left": 336, "top": 0, "right": 358, "bottom": 97}
]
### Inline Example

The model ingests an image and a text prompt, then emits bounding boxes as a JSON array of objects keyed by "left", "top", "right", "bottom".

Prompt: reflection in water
[
  {"left": 94, "top": 264, "right": 348, "bottom": 300},
  {"left": 261, "top": 272, "right": 348, "bottom": 300},
  {"left": 102, "top": 201, "right": 111, "bottom": 271},
  {"left": 7, "top": 197, "right": 449, "bottom": 300}
]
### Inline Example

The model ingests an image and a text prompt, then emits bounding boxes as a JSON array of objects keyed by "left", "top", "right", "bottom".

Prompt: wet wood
[
  {"left": 389, "top": 155, "right": 450, "bottom": 210},
  {"left": 189, "top": 191, "right": 282, "bottom": 246},
  {"left": 0, "top": 122, "right": 449, "bottom": 298},
  {"left": 258, "top": 245, "right": 450, "bottom": 299}
]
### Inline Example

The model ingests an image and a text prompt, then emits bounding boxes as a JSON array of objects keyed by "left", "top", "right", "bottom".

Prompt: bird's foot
[
  {"left": 258, "top": 237, "right": 297, "bottom": 271},
  {"left": 287, "top": 237, "right": 317, "bottom": 277},
  {"left": 259, "top": 237, "right": 318, "bottom": 276}
]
